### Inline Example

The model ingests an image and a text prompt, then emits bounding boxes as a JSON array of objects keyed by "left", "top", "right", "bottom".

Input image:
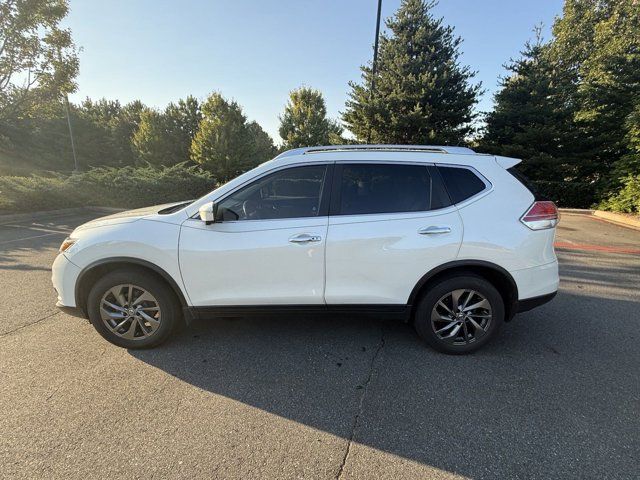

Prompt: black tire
[
  {"left": 414, "top": 274, "right": 504, "bottom": 354},
  {"left": 87, "top": 269, "right": 182, "bottom": 349}
]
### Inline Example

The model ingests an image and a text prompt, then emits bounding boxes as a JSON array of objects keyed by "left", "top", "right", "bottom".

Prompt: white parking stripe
[
  {"left": 0, "top": 224, "right": 74, "bottom": 234},
  {"left": 0, "top": 231, "right": 68, "bottom": 245}
]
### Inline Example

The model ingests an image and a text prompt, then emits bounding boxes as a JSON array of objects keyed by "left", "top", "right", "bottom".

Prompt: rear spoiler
[{"left": 494, "top": 156, "right": 521, "bottom": 169}]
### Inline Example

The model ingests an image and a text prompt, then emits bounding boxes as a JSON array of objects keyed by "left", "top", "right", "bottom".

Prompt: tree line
[{"left": 0, "top": 0, "right": 638, "bottom": 211}]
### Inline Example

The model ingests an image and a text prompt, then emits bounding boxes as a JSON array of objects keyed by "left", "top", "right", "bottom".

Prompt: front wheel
[
  {"left": 86, "top": 270, "right": 182, "bottom": 349},
  {"left": 414, "top": 275, "right": 504, "bottom": 354}
]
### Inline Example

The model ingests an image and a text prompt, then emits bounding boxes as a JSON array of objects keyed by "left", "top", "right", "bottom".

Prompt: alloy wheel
[
  {"left": 430, "top": 289, "right": 492, "bottom": 345},
  {"left": 99, "top": 284, "right": 161, "bottom": 340}
]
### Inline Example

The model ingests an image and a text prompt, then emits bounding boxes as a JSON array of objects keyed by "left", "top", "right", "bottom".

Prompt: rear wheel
[
  {"left": 87, "top": 270, "right": 182, "bottom": 349},
  {"left": 414, "top": 275, "right": 504, "bottom": 354}
]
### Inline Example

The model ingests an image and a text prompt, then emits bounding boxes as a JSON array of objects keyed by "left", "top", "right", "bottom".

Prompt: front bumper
[{"left": 51, "top": 253, "right": 81, "bottom": 309}]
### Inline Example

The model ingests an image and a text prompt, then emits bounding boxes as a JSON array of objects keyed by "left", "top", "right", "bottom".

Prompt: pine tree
[
  {"left": 342, "top": 0, "right": 481, "bottom": 145},
  {"left": 480, "top": 34, "right": 575, "bottom": 181},
  {"left": 547, "top": 0, "right": 640, "bottom": 183},
  {"left": 279, "top": 87, "right": 342, "bottom": 148},
  {"left": 573, "top": 0, "right": 640, "bottom": 181}
]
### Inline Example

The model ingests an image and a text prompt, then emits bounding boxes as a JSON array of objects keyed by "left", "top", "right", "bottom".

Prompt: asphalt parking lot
[{"left": 1, "top": 210, "right": 639, "bottom": 479}]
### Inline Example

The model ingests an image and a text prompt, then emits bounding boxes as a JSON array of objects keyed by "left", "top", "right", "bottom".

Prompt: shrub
[
  {"left": 598, "top": 175, "right": 640, "bottom": 214},
  {"left": 0, "top": 163, "right": 216, "bottom": 214}
]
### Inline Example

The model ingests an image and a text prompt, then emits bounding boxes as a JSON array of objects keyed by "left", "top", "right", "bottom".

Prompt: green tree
[
  {"left": 479, "top": 33, "right": 576, "bottom": 181},
  {"left": 573, "top": 0, "right": 640, "bottom": 181},
  {"left": 190, "top": 93, "right": 274, "bottom": 181},
  {"left": 279, "top": 87, "right": 342, "bottom": 148},
  {"left": 74, "top": 98, "right": 144, "bottom": 167},
  {"left": 247, "top": 120, "right": 277, "bottom": 160},
  {"left": 0, "top": 0, "right": 78, "bottom": 119},
  {"left": 617, "top": 101, "right": 640, "bottom": 177},
  {"left": 343, "top": 0, "right": 481, "bottom": 144},
  {"left": 546, "top": 0, "right": 639, "bottom": 183},
  {"left": 133, "top": 96, "right": 202, "bottom": 166}
]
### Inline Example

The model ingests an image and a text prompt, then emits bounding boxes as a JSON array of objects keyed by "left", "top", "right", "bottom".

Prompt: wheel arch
[
  {"left": 408, "top": 260, "right": 519, "bottom": 321},
  {"left": 75, "top": 257, "right": 189, "bottom": 317}
]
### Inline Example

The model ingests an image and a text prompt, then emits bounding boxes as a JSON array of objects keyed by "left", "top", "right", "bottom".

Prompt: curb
[
  {"left": 558, "top": 208, "right": 594, "bottom": 215},
  {"left": 559, "top": 208, "right": 640, "bottom": 231},
  {"left": 0, "top": 206, "right": 124, "bottom": 225},
  {"left": 592, "top": 210, "right": 640, "bottom": 231}
]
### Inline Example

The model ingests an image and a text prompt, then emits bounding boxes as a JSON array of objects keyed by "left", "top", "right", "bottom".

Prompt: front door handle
[
  {"left": 418, "top": 226, "right": 451, "bottom": 235},
  {"left": 289, "top": 233, "right": 322, "bottom": 243}
]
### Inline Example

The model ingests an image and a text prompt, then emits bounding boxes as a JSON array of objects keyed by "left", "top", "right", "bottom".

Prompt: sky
[{"left": 64, "top": 0, "right": 564, "bottom": 144}]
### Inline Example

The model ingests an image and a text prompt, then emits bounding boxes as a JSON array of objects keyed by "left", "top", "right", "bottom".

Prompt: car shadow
[{"left": 130, "top": 288, "right": 640, "bottom": 479}]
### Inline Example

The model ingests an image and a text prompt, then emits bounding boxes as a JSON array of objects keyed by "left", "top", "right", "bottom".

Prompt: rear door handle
[
  {"left": 289, "top": 233, "right": 322, "bottom": 243},
  {"left": 418, "top": 226, "right": 451, "bottom": 235}
]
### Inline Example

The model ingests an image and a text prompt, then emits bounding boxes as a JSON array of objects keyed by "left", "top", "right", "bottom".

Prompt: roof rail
[
  {"left": 273, "top": 147, "right": 309, "bottom": 159},
  {"left": 275, "top": 145, "right": 476, "bottom": 158}
]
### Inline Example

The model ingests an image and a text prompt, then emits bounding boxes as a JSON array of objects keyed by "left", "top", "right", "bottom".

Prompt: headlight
[{"left": 59, "top": 237, "right": 77, "bottom": 253}]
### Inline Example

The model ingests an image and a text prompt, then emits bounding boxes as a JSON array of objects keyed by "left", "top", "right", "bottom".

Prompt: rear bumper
[
  {"left": 511, "top": 260, "right": 559, "bottom": 300},
  {"left": 516, "top": 291, "right": 557, "bottom": 313}
]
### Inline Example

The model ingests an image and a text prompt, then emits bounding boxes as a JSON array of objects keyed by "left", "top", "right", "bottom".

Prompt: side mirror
[{"left": 199, "top": 201, "right": 218, "bottom": 225}]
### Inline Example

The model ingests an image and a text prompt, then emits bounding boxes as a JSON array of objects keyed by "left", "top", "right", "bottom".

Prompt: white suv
[{"left": 52, "top": 145, "right": 559, "bottom": 354}]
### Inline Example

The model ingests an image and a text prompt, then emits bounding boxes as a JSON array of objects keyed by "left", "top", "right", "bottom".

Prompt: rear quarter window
[
  {"left": 437, "top": 166, "right": 487, "bottom": 204},
  {"left": 507, "top": 167, "right": 548, "bottom": 201}
]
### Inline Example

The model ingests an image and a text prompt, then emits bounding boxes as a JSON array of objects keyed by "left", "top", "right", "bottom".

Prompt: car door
[
  {"left": 325, "top": 162, "right": 463, "bottom": 305},
  {"left": 179, "top": 164, "right": 332, "bottom": 306}
]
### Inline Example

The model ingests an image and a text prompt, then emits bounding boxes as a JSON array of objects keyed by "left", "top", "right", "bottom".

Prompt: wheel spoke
[
  {"left": 132, "top": 290, "right": 154, "bottom": 306},
  {"left": 127, "top": 285, "right": 134, "bottom": 304},
  {"left": 138, "top": 310, "right": 160, "bottom": 330},
  {"left": 444, "top": 323, "right": 462, "bottom": 339},
  {"left": 112, "top": 317, "right": 130, "bottom": 332},
  {"left": 437, "top": 300, "right": 454, "bottom": 315},
  {"left": 137, "top": 319, "right": 151, "bottom": 335},
  {"left": 461, "top": 290, "right": 475, "bottom": 310},
  {"left": 468, "top": 317, "right": 487, "bottom": 332},
  {"left": 463, "top": 298, "right": 490, "bottom": 312},
  {"left": 102, "top": 300, "right": 127, "bottom": 313},
  {"left": 122, "top": 318, "right": 139, "bottom": 339},
  {"left": 139, "top": 306, "right": 159, "bottom": 312},
  {"left": 101, "top": 307, "right": 125, "bottom": 320},
  {"left": 435, "top": 321, "right": 458, "bottom": 334},
  {"left": 451, "top": 290, "right": 465, "bottom": 310},
  {"left": 109, "top": 287, "right": 127, "bottom": 307},
  {"left": 462, "top": 320, "right": 470, "bottom": 343}
]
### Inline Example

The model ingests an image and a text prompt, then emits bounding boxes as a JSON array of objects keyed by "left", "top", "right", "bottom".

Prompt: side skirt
[{"left": 188, "top": 304, "right": 412, "bottom": 322}]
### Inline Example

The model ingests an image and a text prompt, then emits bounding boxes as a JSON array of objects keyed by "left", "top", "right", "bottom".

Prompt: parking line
[
  {"left": 554, "top": 241, "right": 640, "bottom": 255},
  {"left": 0, "top": 231, "right": 68, "bottom": 245}
]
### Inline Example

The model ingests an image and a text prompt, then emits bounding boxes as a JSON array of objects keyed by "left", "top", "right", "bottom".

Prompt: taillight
[{"left": 520, "top": 201, "right": 558, "bottom": 230}]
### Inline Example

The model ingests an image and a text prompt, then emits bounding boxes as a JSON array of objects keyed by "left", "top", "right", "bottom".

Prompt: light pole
[
  {"left": 63, "top": 92, "right": 79, "bottom": 172},
  {"left": 367, "top": 0, "right": 383, "bottom": 144},
  {"left": 58, "top": 48, "right": 79, "bottom": 172}
]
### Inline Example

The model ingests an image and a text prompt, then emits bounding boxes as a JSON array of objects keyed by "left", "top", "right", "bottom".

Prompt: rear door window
[
  {"left": 437, "top": 166, "right": 487, "bottom": 204},
  {"left": 333, "top": 163, "right": 441, "bottom": 215}
]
